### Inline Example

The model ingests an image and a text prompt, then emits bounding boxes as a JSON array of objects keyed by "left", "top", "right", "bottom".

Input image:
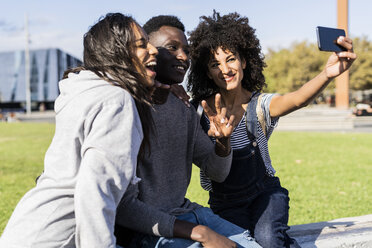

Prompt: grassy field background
[{"left": 0, "top": 122, "right": 371, "bottom": 233}]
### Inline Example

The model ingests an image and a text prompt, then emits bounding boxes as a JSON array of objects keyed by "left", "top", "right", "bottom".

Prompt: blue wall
[{"left": 0, "top": 48, "right": 81, "bottom": 103}]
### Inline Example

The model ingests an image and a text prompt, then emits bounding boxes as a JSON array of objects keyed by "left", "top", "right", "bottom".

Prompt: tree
[
  {"left": 348, "top": 36, "right": 372, "bottom": 90},
  {"left": 263, "top": 37, "right": 372, "bottom": 94}
]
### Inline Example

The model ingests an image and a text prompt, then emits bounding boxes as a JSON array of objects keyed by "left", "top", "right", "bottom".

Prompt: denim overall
[{"left": 200, "top": 94, "right": 300, "bottom": 248}]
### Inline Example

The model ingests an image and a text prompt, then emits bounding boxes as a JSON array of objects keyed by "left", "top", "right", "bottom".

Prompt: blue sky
[{"left": 0, "top": 0, "right": 371, "bottom": 60}]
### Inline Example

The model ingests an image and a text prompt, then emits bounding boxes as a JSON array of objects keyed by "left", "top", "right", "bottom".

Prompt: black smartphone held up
[{"left": 316, "top": 26, "right": 347, "bottom": 52}]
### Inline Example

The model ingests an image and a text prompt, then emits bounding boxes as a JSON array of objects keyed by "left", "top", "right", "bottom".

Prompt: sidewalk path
[
  {"left": 276, "top": 106, "right": 372, "bottom": 133},
  {"left": 12, "top": 106, "right": 372, "bottom": 132}
]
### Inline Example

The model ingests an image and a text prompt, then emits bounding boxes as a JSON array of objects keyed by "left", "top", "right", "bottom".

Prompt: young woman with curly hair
[
  {"left": 0, "top": 13, "right": 158, "bottom": 248},
  {"left": 188, "top": 11, "right": 356, "bottom": 248}
]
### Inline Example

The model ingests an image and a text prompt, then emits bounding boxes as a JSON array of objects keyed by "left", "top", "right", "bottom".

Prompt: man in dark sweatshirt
[{"left": 115, "top": 15, "right": 261, "bottom": 248}]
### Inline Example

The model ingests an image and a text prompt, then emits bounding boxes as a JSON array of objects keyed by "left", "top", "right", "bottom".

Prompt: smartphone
[{"left": 316, "top": 26, "right": 347, "bottom": 52}]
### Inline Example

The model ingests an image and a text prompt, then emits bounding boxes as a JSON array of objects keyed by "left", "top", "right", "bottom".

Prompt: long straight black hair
[{"left": 65, "top": 13, "right": 153, "bottom": 157}]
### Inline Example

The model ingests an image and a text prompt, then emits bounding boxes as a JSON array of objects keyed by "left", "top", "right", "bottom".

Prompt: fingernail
[
  {"left": 226, "top": 123, "right": 230, "bottom": 128},
  {"left": 215, "top": 131, "right": 220, "bottom": 136},
  {"left": 220, "top": 118, "right": 225, "bottom": 124}
]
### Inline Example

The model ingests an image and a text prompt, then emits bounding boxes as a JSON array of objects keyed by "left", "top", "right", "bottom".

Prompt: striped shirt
[{"left": 200, "top": 93, "right": 279, "bottom": 192}]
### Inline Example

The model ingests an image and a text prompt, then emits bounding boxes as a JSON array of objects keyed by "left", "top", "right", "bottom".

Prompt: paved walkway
[
  {"left": 11, "top": 110, "right": 56, "bottom": 123},
  {"left": 276, "top": 106, "right": 372, "bottom": 132},
  {"left": 10, "top": 106, "right": 372, "bottom": 132}
]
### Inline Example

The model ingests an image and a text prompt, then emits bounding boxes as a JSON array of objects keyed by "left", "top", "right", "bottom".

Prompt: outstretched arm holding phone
[{"left": 269, "top": 35, "right": 356, "bottom": 118}]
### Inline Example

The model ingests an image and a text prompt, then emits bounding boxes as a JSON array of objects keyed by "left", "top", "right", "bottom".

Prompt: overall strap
[
  {"left": 256, "top": 94, "right": 267, "bottom": 137},
  {"left": 244, "top": 92, "right": 260, "bottom": 140}
]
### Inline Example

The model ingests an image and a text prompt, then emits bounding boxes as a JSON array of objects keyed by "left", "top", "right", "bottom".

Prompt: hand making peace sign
[{"left": 202, "top": 93, "right": 235, "bottom": 139}]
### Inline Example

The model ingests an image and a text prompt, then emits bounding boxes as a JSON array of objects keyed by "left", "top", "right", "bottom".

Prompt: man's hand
[
  {"left": 191, "top": 225, "right": 237, "bottom": 248},
  {"left": 174, "top": 220, "right": 237, "bottom": 248},
  {"left": 202, "top": 93, "right": 235, "bottom": 138}
]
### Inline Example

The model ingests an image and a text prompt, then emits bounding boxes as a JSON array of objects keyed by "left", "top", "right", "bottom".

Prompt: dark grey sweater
[{"left": 116, "top": 93, "right": 232, "bottom": 237}]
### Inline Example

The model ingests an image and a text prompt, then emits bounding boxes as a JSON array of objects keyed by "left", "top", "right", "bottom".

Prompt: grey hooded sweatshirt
[{"left": 0, "top": 70, "right": 142, "bottom": 248}]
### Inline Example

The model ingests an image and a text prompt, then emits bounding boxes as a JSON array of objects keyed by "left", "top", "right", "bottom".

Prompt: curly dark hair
[
  {"left": 143, "top": 15, "right": 185, "bottom": 35},
  {"left": 187, "top": 11, "right": 267, "bottom": 102}
]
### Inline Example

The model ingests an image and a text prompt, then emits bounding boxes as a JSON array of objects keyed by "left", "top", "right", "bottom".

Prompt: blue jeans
[{"left": 129, "top": 207, "right": 261, "bottom": 248}]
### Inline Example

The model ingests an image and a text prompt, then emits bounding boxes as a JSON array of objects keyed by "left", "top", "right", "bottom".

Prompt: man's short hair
[{"left": 143, "top": 15, "right": 185, "bottom": 35}]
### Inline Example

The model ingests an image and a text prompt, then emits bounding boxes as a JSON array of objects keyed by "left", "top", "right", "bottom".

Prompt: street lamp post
[
  {"left": 25, "top": 14, "right": 31, "bottom": 115},
  {"left": 335, "top": 0, "right": 349, "bottom": 109}
]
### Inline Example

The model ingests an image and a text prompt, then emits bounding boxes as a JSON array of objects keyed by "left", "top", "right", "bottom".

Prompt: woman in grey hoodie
[{"left": 0, "top": 13, "right": 158, "bottom": 248}]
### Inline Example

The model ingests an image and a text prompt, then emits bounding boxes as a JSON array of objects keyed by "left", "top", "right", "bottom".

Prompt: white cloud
[
  {"left": 0, "top": 33, "right": 25, "bottom": 52},
  {"left": 0, "top": 30, "right": 83, "bottom": 60},
  {"left": 30, "top": 31, "right": 83, "bottom": 59}
]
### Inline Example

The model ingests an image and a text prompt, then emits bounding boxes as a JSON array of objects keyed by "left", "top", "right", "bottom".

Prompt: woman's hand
[
  {"left": 324, "top": 36, "right": 357, "bottom": 79},
  {"left": 170, "top": 84, "right": 191, "bottom": 107},
  {"left": 202, "top": 93, "right": 235, "bottom": 138},
  {"left": 150, "top": 80, "right": 171, "bottom": 104},
  {"left": 149, "top": 80, "right": 170, "bottom": 97}
]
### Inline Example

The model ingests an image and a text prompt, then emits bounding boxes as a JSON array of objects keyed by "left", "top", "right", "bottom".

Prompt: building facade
[{"left": 0, "top": 48, "right": 82, "bottom": 108}]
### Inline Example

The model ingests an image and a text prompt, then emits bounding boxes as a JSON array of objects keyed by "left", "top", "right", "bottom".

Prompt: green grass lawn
[
  {"left": 0, "top": 123, "right": 55, "bottom": 232},
  {"left": 0, "top": 122, "right": 371, "bottom": 234}
]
